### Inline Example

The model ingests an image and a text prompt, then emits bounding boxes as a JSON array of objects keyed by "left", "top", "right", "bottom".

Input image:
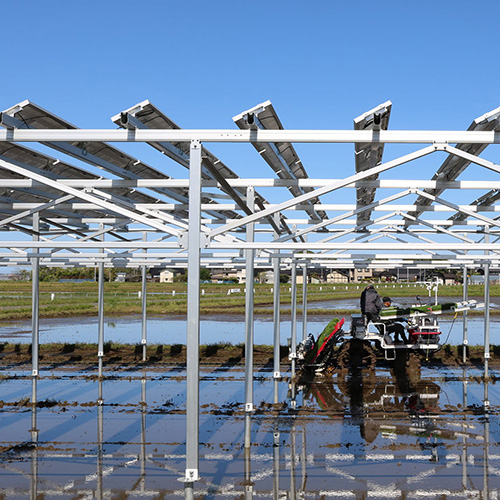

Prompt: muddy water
[{"left": 0, "top": 365, "right": 499, "bottom": 498}]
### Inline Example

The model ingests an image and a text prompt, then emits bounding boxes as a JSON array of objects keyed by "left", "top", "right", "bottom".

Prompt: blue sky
[
  {"left": 1, "top": 1, "right": 500, "bottom": 213},
  {"left": 3, "top": 1, "right": 499, "bottom": 129}
]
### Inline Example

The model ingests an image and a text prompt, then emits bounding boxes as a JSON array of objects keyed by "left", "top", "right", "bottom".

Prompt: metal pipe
[
  {"left": 273, "top": 213, "right": 281, "bottom": 384},
  {"left": 31, "top": 212, "right": 39, "bottom": 379},
  {"left": 484, "top": 228, "right": 490, "bottom": 381},
  {"left": 290, "top": 261, "right": 297, "bottom": 377},
  {"left": 184, "top": 140, "right": 202, "bottom": 483},
  {"left": 462, "top": 264, "right": 468, "bottom": 363},
  {"left": 244, "top": 188, "right": 255, "bottom": 448},
  {"left": 141, "top": 232, "right": 147, "bottom": 362},
  {"left": 97, "top": 226, "right": 105, "bottom": 378},
  {"left": 301, "top": 263, "right": 308, "bottom": 342}
]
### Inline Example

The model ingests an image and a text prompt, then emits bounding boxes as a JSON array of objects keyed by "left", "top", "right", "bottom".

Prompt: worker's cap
[{"left": 382, "top": 296, "right": 392, "bottom": 303}]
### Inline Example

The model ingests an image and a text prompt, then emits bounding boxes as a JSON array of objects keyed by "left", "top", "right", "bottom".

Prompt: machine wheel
[
  {"left": 335, "top": 339, "right": 376, "bottom": 375},
  {"left": 406, "top": 351, "right": 422, "bottom": 382}
]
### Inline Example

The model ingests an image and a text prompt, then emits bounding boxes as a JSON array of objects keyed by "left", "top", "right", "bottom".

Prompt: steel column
[
  {"left": 273, "top": 213, "right": 281, "bottom": 384},
  {"left": 184, "top": 140, "right": 202, "bottom": 483},
  {"left": 301, "top": 263, "right": 308, "bottom": 342},
  {"left": 97, "top": 226, "right": 105, "bottom": 378},
  {"left": 290, "top": 261, "right": 297, "bottom": 379},
  {"left": 244, "top": 187, "right": 255, "bottom": 448},
  {"left": 462, "top": 265, "right": 468, "bottom": 363},
  {"left": 31, "top": 212, "right": 40, "bottom": 378},
  {"left": 483, "top": 229, "right": 490, "bottom": 383},
  {"left": 141, "top": 233, "right": 147, "bottom": 362}
]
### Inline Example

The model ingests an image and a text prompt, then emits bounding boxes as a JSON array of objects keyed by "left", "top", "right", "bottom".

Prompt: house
[
  {"left": 159, "top": 269, "right": 184, "bottom": 283},
  {"left": 326, "top": 270, "right": 349, "bottom": 283}
]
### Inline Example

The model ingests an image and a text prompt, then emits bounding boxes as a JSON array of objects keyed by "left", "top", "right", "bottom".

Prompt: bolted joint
[
  {"left": 185, "top": 468, "right": 200, "bottom": 482},
  {"left": 179, "top": 231, "right": 188, "bottom": 249},
  {"left": 433, "top": 141, "right": 448, "bottom": 151}
]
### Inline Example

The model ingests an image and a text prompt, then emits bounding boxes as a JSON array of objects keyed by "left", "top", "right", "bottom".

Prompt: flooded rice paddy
[
  {"left": 1, "top": 295, "right": 499, "bottom": 498},
  {"left": 1, "top": 363, "right": 499, "bottom": 498},
  {"left": 0, "top": 314, "right": 496, "bottom": 347}
]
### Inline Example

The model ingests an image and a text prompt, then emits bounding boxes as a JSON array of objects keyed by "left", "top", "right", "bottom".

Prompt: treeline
[{"left": 23, "top": 267, "right": 144, "bottom": 282}]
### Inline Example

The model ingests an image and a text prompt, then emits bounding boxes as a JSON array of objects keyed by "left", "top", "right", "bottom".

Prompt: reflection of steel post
[
  {"left": 244, "top": 411, "right": 252, "bottom": 453},
  {"left": 243, "top": 443, "right": 253, "bottom": 499},
  {"left": 462, "top": 367, "right": 468, "bottom": 491},
  {"left": 31, "top": 212, "right": 40, "bottom": 379},
  {"left": 301, "top": 263, "right": 307, "bottom": 343},
  {"left": 98, "top": 226, "right": 105, "bottom": 378},
  {"left": 30, "top": 377, "right": 38, "bottom": 500},
  {"left": 97, "top": 378, "right": 104, "bottom": 500},
  {"left": 291, "top": 261, "right": 297, "bottom": 377},
  {"left": 141, "top": 372, "right": 146, "bottom": 493},
  {"left": 184, "top": 140, "right": 202, "bottom": 483},
  {"left": 244, "top": 187, "right": 255, "bottom": 434},
  {"left": 141, "top": 232, "right": 148, "bottom": 362},
  {"left": 273, "top": 213, "right": 281, "bottom": 381},
  {"left": 483, "top": 413, "right": 490, "bottom": 500},
  {"left": 301, "top": 425, "right": 307, "bottom": 494},
  {"left": 462, "top": 264, "right": 468, "bottom": 363},
  {"left": 273, "top": 430, "right": 280, "bottom": 500},
  {"left": 290, "top": 424, "right": 296, "bottom": 500},
  {"left": 483, "top": 228, "right": 490, "bottom": 381}
]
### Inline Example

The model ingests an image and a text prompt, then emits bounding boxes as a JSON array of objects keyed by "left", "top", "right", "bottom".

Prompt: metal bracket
[
  {"left": 245, "top": 403, "right": 254, "bottom": 413},
  {"left": 433, "top": 141, "right": 448, "bottom": 151},
  {"left": 201, "top": 233, "right": 210, "bottom": 248},
  {"left": 273, "top": 371, "right": 281, "bottom": 379},
  {"left": 178, "top": 232, "right": 210, "bottom": 249},
  {"left": 179, "top": 469, "right": 200, "bottom": 483},
  {"left": 179, "top": 231, "right": 188, "bottom": 249}
]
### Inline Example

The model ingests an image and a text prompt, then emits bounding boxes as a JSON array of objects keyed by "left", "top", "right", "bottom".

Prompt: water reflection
[{"left": 0, "top": 366, "right": 497, "bottom": 498}]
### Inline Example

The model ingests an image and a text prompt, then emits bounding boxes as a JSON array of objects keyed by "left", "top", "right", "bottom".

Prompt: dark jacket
[{"left": 360, "top": 286, "right": 383, "bottom": 317}]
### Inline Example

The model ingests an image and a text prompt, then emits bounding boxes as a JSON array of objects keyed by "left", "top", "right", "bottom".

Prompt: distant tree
[
  {"left": 280, "top": 274, "right": 290, "bottom": 283},
  {"left": 200, "top": 268, "right": 211, "bottom": 281}
]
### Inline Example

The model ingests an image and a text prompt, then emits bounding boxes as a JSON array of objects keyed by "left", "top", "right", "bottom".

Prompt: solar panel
[
  {"left": 233, "top": 100, "right": 327, "bottom": 222},
  {"left": 0, "top": 141, "right": 195, "bottom": 236},
  {"left": 353, "top": 101, "right": 392, "bottom": 227},
  {"left": 113, "top": 100, "right": 291, "bottom": 236},
  {"left": 0, "top": 100, "right": 235, "bottom": 222},
  {"left": 407, "top": 105, "right": 500, "bottom": 223}
]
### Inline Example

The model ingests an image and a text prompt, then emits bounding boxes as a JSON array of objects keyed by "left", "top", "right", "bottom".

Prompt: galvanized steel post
[
  {"left": 141, "top": 232, "right": 147, "bottom": 362},
  {"left": 97, "top": 226, "right": 105, "bottom": 378},
  {"left": 290, "top": 260, "right": 297, "bottom": 379},
  {"left": 462, "top": 264, "right": 468, "bottom": 363},
  {"left": 244, "top": 187, "right": 255, "bottom": 448},
  {"left": 31, "top": 212, "right": 40, "bottom": 379},
  {"left": 273, "top": 213, "right": 281, "bottom": 386},
  {"left": 301, "top": 263, "right": 308, "bottom": 342},
  {"left": 483, "top": 228, "right": 490, "bottom": 384},
  {"left": 184, "top": 139, "right": 202, "bottom": 483}
]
